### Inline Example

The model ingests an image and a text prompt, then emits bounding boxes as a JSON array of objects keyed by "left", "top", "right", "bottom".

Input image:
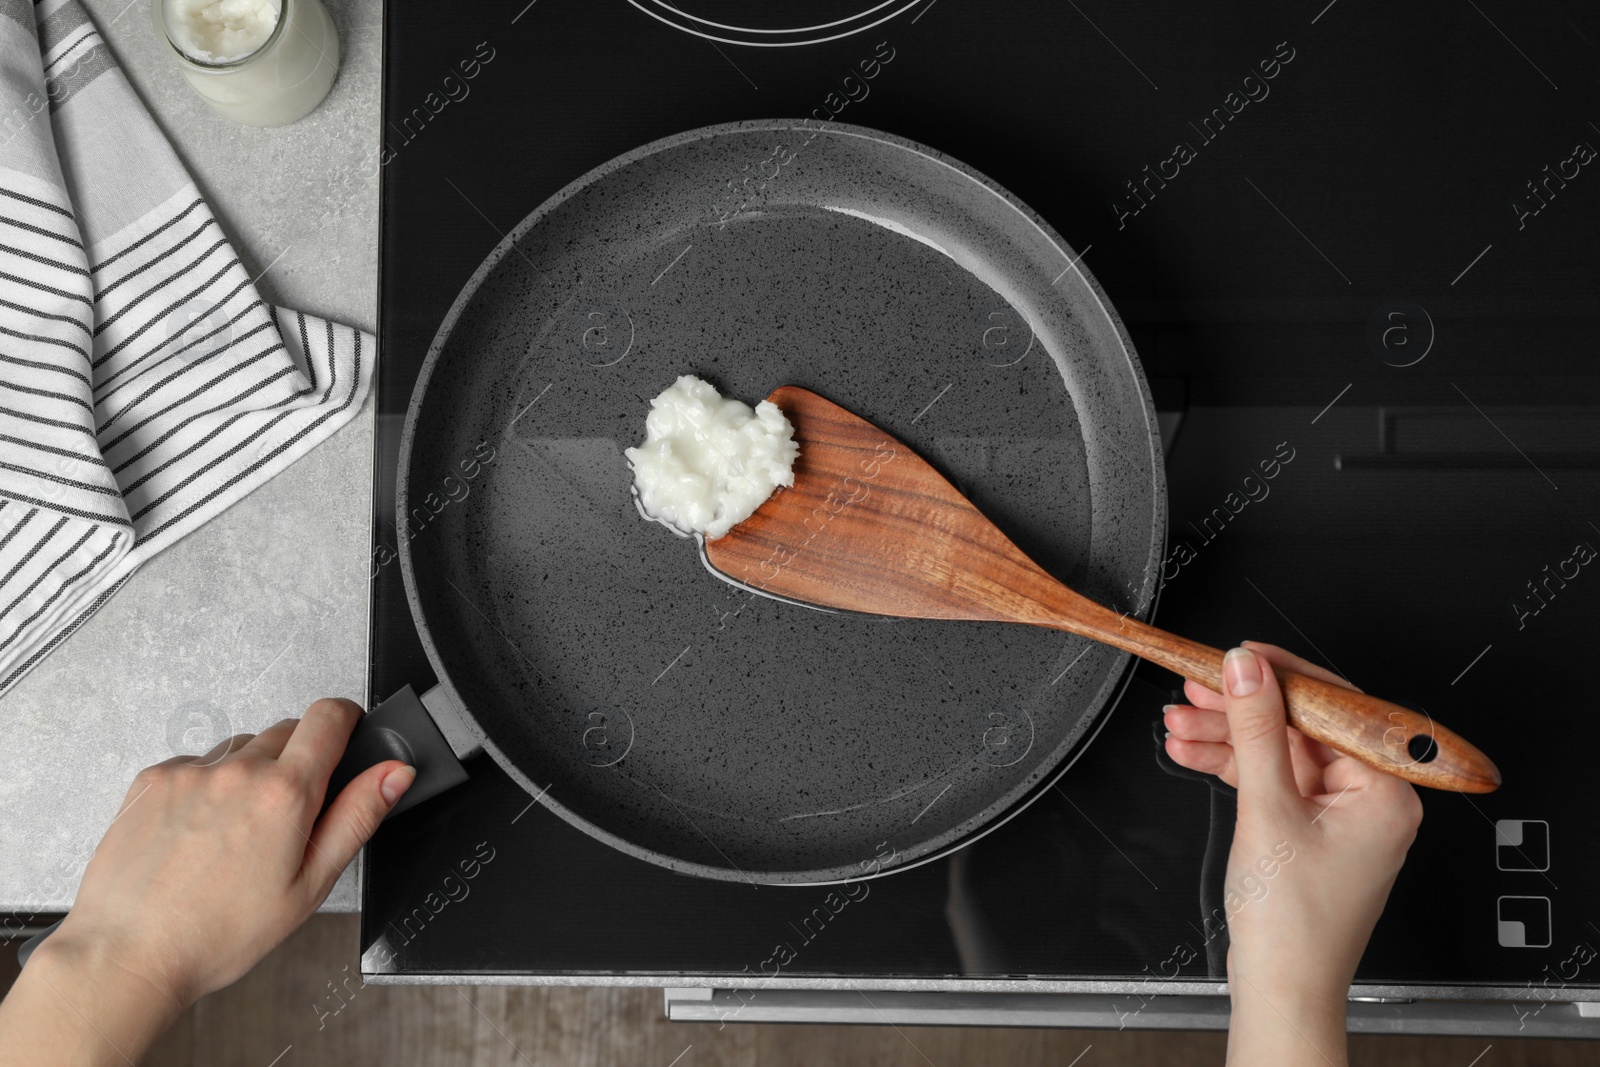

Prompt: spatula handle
[{"left": 1056, "top": 614, "right": 1501, "bottom": 793}]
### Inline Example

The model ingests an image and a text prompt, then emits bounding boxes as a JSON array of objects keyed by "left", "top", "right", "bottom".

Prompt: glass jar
[{"left": 153, "top": 0, "right": 341, "bottom": 128}]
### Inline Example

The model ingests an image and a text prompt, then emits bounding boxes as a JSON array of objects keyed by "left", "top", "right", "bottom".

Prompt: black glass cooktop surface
[{"left": 365, "top": 0, "right": 1600, "bottom": 991}]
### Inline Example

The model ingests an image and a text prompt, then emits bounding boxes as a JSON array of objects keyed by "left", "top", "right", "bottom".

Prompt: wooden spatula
[{"left": 703, "top": 386, "right": 1501, "bottom": 793}]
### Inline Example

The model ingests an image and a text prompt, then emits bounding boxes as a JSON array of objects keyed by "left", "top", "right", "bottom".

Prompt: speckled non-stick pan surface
[{"left": 398, "top": 120, "right": 1166, "bottom": 884}]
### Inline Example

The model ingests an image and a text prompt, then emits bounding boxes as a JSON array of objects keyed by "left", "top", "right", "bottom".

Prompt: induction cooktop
[{"left": 364, "top": 0, "right": 1600, "bottom": 1003}]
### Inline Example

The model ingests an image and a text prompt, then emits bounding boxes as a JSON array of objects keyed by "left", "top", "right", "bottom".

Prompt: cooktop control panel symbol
[
  {"left": 1495, "top": 819, "right": 1551, "bottom": 872},
  {"left": 1497, "top": 896, "right": 1553, "bottom": 949}
]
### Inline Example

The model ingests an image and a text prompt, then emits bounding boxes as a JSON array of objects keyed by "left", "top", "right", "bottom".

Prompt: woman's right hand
[{"left": 1163, "top": 641, "right": 1423, "bottom": 1066}]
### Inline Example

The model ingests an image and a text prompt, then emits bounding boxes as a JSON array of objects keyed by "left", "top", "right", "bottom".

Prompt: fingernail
[
  {"left": 1223, "top": 647, "right": 1261, "bottom": 697},
  {"left": 1162, "top": 704, "right": 1178, "bottom": 715},
  {"left": 380, "top": 765, "right": 416, "bottom": 808},
  {"left": 1163, "top": 730, "right": 1172, "bottom": 740}
]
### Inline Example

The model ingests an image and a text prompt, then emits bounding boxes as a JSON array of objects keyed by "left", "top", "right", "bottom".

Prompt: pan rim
[{"left": 395, "top": 117, "right": 1168, "bottom": 884}]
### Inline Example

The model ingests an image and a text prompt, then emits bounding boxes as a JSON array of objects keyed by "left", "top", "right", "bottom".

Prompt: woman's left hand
[{"left": 0, "top": 698, "right": 412, "bottom": 1066}]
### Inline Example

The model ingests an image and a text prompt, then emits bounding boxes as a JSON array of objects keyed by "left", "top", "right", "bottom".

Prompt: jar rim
[{"left": 154, "top": 0, "right": 291, "bottom": 71}]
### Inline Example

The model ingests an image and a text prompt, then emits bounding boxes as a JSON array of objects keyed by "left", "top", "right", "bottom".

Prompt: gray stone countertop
[{"left": 0, "top": 0, "right": 381, "bottom": 913}]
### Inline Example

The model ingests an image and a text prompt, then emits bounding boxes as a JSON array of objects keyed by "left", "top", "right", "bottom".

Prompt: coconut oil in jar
[{"left": 155, "top": 0, "right": 340, "bottom": 127}]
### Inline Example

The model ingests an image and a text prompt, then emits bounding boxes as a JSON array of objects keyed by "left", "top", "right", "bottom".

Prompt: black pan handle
[
  {"left": 321, "top": 684, "right": 479, "bottom": 821},
  {"left": 19, "top": 686, "right": 479, "bottom": 970}
]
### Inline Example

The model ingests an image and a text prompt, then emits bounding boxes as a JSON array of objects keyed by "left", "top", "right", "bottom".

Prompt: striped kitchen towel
[{"left": 0, "top": 0, "right": 371, "bottom": 695}]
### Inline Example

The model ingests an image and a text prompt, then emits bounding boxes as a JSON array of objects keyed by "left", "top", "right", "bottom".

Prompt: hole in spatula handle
[{"left": 1407, "top": 733, "right": 1439, "bottom": 764}]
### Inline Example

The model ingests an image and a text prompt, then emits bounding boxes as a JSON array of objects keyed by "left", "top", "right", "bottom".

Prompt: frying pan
[
  {"left": 13, "top": 121, "right": 1163, "bottom": 971},
  {"left": 373, "top": 120, "right": 1165, "bottom": 884}
]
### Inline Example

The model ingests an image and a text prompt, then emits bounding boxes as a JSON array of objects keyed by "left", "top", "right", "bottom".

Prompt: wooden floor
[{"left": 2, "top": 917, "right": 1595, "bottom": 1065}]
